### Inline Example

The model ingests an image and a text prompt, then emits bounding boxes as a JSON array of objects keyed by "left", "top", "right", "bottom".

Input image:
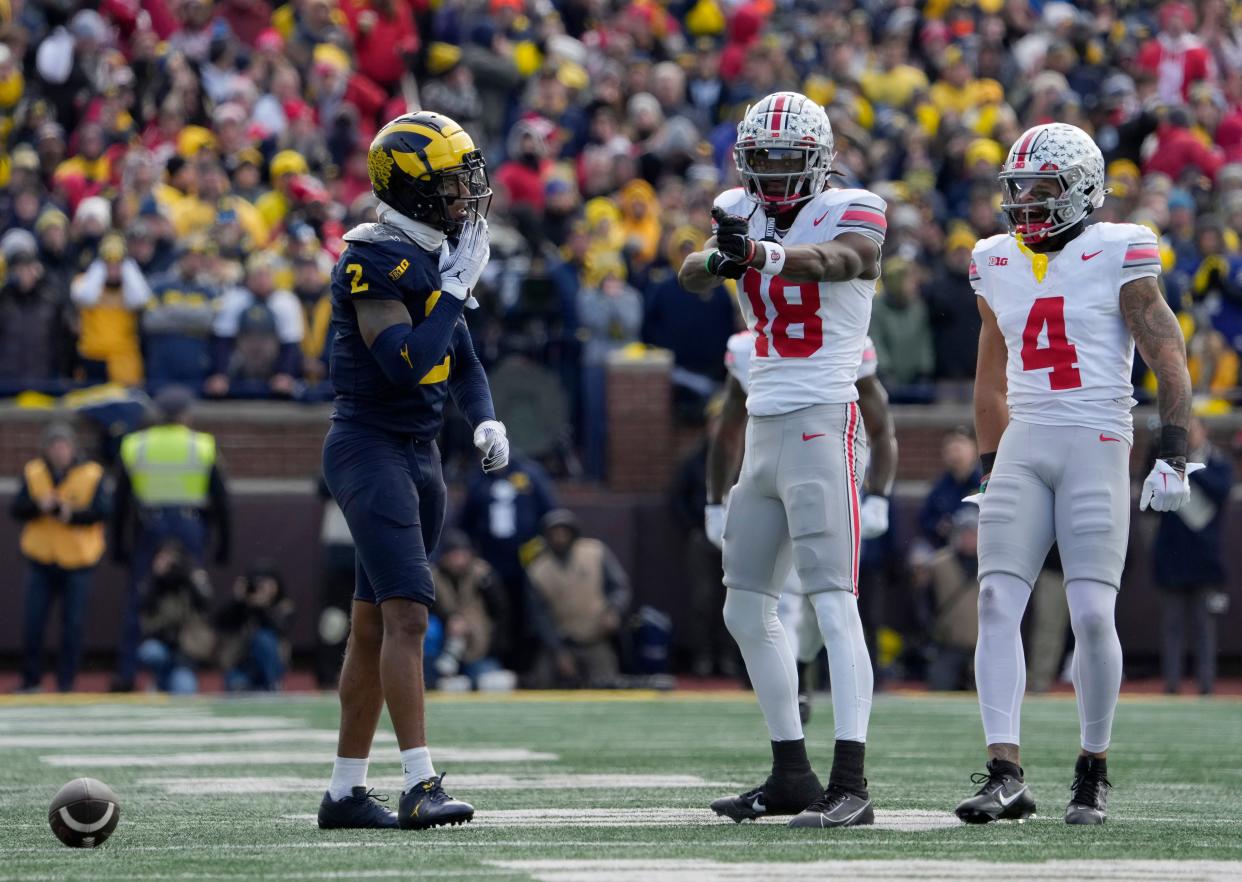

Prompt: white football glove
[
  {"left": 439, "top": 219, "right": 490, "bottom": 300},
  {"left": 859, "top": 495, "right": 889, "bottom": 539},
  {"left": 704, "top": 503, "right": 725, "bottom": 549},
  {"left": 1140, "top": 459, "right": 1205, "bottom": 512},
  {"left": 473, "top": 419, "right": 509, "bottom": 474}
]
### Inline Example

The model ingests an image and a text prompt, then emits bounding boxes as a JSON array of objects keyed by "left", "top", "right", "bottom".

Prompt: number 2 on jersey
[
  {"left": 346, "top": 263, "right": 369, "bottom": 294},
  {"left": 1020, "top": 296, "right": 1082, "bottom": 390},
  {"left": 742, "top": 270, "right": 823, "bottom": 358}
]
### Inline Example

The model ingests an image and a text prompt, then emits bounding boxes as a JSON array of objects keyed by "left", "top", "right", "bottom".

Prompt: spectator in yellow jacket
[{"left": 11, "top": 423, "right": 111, "bottom": 692}]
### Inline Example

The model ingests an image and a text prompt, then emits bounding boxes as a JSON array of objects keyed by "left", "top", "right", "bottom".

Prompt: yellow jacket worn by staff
[
  {"left": 19, "top": 458, "right": 106, "bottom": 569},
  {"left": 120, "top": 425, "right": 216, "bottom": 507}
]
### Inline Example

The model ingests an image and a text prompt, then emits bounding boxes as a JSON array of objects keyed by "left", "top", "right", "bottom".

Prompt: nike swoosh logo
[
  {"left": 997, "top": 785, "right": 1027, "bottom": 808},
  {"left": 1081, "top": 250, "right": 1103, "bottom": 261},
  {"left": 813, "top": 211, "right": 830, "bottom": 226},
  {"left": 1099, "top": 434, "right": 1122, "bottom": 443},
  {"left": 802, "top": 433, "right": 826, "bottom": 442},
  {"left": 752, "top": 797, "right": 766, "bottom": 813}
]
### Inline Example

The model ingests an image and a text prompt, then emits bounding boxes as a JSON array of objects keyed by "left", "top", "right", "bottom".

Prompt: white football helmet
[
  {"left": 998, "top": 122, "right": 1106, "bottom": 243},
  {"left": 733, "top": 91, "right": 835, "bottom": 209}
]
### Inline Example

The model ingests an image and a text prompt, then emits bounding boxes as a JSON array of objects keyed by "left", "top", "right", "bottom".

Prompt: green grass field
[{"left": 1, "top": 691, "right": 1240, "bottom": 881}]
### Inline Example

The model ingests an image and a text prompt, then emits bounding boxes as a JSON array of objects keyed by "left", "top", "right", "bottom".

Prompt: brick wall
[
  {"left": 606, "top": 349, "right": 677, "bottom": 492},
  {"left": 1, "top": 391, "right": 1238, "bottom": 483}
]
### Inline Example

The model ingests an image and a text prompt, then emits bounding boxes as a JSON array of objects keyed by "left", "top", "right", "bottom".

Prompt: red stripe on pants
[{"left": 844, "top": 401, "right": 861, "bottom": 595}]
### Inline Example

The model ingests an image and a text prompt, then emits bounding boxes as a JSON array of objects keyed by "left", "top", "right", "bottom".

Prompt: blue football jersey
[{"left": 328, "top": 224, "right": 476, "bottom": 438}]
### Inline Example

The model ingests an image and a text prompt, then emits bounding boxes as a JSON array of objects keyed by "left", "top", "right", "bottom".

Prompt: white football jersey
[
  {"left": 970, "top": 222, "right": 1162, "bottom": 443},
  {"left": 726, "top": 330, "right": 877, "bottom": 393},
  {"left": 713, "top": 186, "right": 887, "bottom": 416}
]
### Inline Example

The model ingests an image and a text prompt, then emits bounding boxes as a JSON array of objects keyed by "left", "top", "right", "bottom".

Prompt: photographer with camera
[
  {"left": 137, "top": 539, "right": 215, "bottom": 694},
  {"left": 216, "top": 560, "right": 295, "bottom": 692}
]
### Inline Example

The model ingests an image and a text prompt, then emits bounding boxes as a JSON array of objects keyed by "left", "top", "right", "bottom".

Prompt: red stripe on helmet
[
  {"left": 1013, "top": 128, "right": 1039, "bottom": 170},
  {"left": 771, "top": 95, "right": 786, "bottom": 136}
]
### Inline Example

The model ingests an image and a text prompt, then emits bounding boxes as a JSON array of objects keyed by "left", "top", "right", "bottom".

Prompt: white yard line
[
  {"left": 0, "top": 716, "right": 300, "bottom": 733},
  {"left": 488, "top": 859, "right": 1242, "bottom": 882},
  {"left": 1, "top": 731, "right": 390, "bottom": 748},
  {"left": 0, "top": 839, "right": 1070, "bottom": 855},
  {"left": 142, "top": 774, "right": 735, "bottom": 794},
  {"left": 278, "top": 808, "right": 962, "bottom": 833},
  {"left": 39, "top": 748, "right": 557, "bottom": 767},
  {"left": 0, "top": 873, "right": 518, "bottom": 882}
]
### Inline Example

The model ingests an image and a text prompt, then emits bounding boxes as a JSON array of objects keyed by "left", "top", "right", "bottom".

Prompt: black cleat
[
  {"left": 1065, "top": 757, "right": 1110, "bottom": 825},
  {"left": 955, "top": 760, "right": 1037, "bottom": 824},
  {"left": 788, "top": 785, "right": 874, "bottom": 828},
  {"left": 399, "top": 774, "right": 474, "bottom": 830},
  {"left": 317, "top": 787, "right": 398, "bottom": 829},
  {"left": 710, "top": 771, "right": 822, "bottom": 823}
]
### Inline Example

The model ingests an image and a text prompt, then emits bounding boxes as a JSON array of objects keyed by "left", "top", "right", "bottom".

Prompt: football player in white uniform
[
  {"left": 957, "top": 123, "right": 1196, "bottom": 826},
  {"left": 707, "top": 332, "right": 897, "bottom": 726},
  {"left": 679, "top": 91, "right": 887, "bottom": 829}
]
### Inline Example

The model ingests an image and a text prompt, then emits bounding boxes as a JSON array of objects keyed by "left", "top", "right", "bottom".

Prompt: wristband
[
  {"left": 1158, "top": 425, "right": 1188, "bottom": 461},
  {"left": 980, "top": 452, "right": 997, "bottom": 475},
  {"left": 758, "top": 242, "right": 787, "bottom": 276}
]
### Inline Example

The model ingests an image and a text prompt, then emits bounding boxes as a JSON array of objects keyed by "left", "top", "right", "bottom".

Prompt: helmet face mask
[
  {"left": 736, "top": 146, "right": 819, "bottom": 205},
  {"left": 429, "top": 151, "right": 492, "bottom": 231},
  {"left": 733, "top": 92, "right": 835, "bottom": 210},
  {"left": 999, "top": 123, "right": 1105, "bottom": 245},
  {"left": 368, "top": 112, "right": 493, "bottom": 234}
]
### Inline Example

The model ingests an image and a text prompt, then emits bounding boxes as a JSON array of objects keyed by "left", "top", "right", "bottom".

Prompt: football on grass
[{"left": 48, "top": 778, "right": 120, "bottom": 848}]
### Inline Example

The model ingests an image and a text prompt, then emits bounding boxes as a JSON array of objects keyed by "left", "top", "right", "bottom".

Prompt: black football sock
[
  {"left": 1076, "top": 755, "right": 1106, "bottom": 777},
  {"left": 989, "top": 758, "right": 1022, "bottom": 781},
  {"left": 771, "top": 738, "right": 813, "bottom": 778},
  {"left": 829, "top": 739, "right": 866, "bottom": 795}
]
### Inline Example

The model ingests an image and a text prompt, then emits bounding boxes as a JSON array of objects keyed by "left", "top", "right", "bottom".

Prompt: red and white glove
[{"left": 1140, "top": 460, "right": 1205, "bottom": 512}]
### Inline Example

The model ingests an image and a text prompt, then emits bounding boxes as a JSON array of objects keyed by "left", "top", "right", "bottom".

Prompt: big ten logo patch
[
  {"left": 389, "top": 259, "right": 410, "bottom": 281},
  {"left": 989, "top": 257, "right": 1009, "bottom": 266}
]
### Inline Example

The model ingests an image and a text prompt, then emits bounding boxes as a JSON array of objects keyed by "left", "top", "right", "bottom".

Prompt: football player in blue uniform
[{"left": 316, "top": 111, "right": 509, "bottom": 831}]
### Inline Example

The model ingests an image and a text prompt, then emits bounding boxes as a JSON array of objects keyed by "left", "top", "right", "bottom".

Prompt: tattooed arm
[{"left": 1120, "top": 276, "right": 1192, "bottom": 463}]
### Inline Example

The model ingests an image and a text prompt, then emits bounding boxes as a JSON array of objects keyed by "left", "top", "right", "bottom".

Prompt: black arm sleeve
[
  {"left": 448, "top": 322, "right": 496, "bottom": 428},
  {"left": 368, "top": 296, "right": 468, "bottom": 389}
]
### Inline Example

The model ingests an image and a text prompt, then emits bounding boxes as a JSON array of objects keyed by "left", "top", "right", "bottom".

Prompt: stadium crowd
[{"left": 3, "top": 1, "right": 1242, "bottom": 455}]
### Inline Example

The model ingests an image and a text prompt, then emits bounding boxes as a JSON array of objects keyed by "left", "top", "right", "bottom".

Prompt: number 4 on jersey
[{"left": 1020, "top": 296, "right": 1082, "bottom": 390}]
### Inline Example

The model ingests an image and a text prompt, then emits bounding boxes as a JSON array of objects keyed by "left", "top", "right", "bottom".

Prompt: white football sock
[
  {"left": 723, "top": 588, "right": 804, "bottom": 741},
  {"left": 975, "top": 573, "right": 1032, "bottom": 746},
  {"left": 401, "top": 746, "right": 436, "bottom": 792},
  {"left": 1066, "top": 579, "right": 1122, "bottom": 753},
  {"left": 810, "top": 590, "right": 873, "bottom": 742},
  {"left": 328, "top": 755, "right": 369, "bottom": 801}
]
